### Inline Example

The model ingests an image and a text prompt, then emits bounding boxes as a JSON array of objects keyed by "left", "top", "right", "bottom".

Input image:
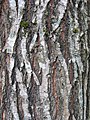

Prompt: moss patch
[
  {"left": 73, "top": 27, "right": 79, "bottom": 33},
  {"left": 20, "top": 20, "right": 29, "bottom": 29}
]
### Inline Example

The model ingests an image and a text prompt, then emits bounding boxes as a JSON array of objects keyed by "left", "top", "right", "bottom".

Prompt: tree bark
[{"left": 0, "top": 0, "right": 90, "bottom": 120}]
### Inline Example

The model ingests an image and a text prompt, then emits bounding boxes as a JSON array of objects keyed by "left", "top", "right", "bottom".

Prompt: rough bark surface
[{"left": 0, "top": 0, "right": 90, "bottom": 120}]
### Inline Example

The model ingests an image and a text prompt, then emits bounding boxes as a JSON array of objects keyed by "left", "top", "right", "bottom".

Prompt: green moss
[
  {"left": 43, "top": 27, "right": 46, "bottom": 32},
  {"left": 73, "top": 28, "right": 79, "bottom": 33},
  {"left": 20, "top": 20, "right": 29, "bottom": 29},
  {"left": 43, "top": 27, "right": 49, "bottom": 36}
]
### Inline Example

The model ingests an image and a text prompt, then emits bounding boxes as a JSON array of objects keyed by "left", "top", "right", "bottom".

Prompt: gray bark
[{"left": 0, "top": 0, "right": 90, "bottom": 120}]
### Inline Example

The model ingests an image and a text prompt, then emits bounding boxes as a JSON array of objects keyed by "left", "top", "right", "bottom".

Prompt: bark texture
[{"left": 0, "top": 0, "right": 90, "bottom": 120}]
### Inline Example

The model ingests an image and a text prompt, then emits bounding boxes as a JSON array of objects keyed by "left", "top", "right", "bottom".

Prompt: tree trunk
[{"left": 0, "top": 0, "right": 90, "bottom": 120}]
